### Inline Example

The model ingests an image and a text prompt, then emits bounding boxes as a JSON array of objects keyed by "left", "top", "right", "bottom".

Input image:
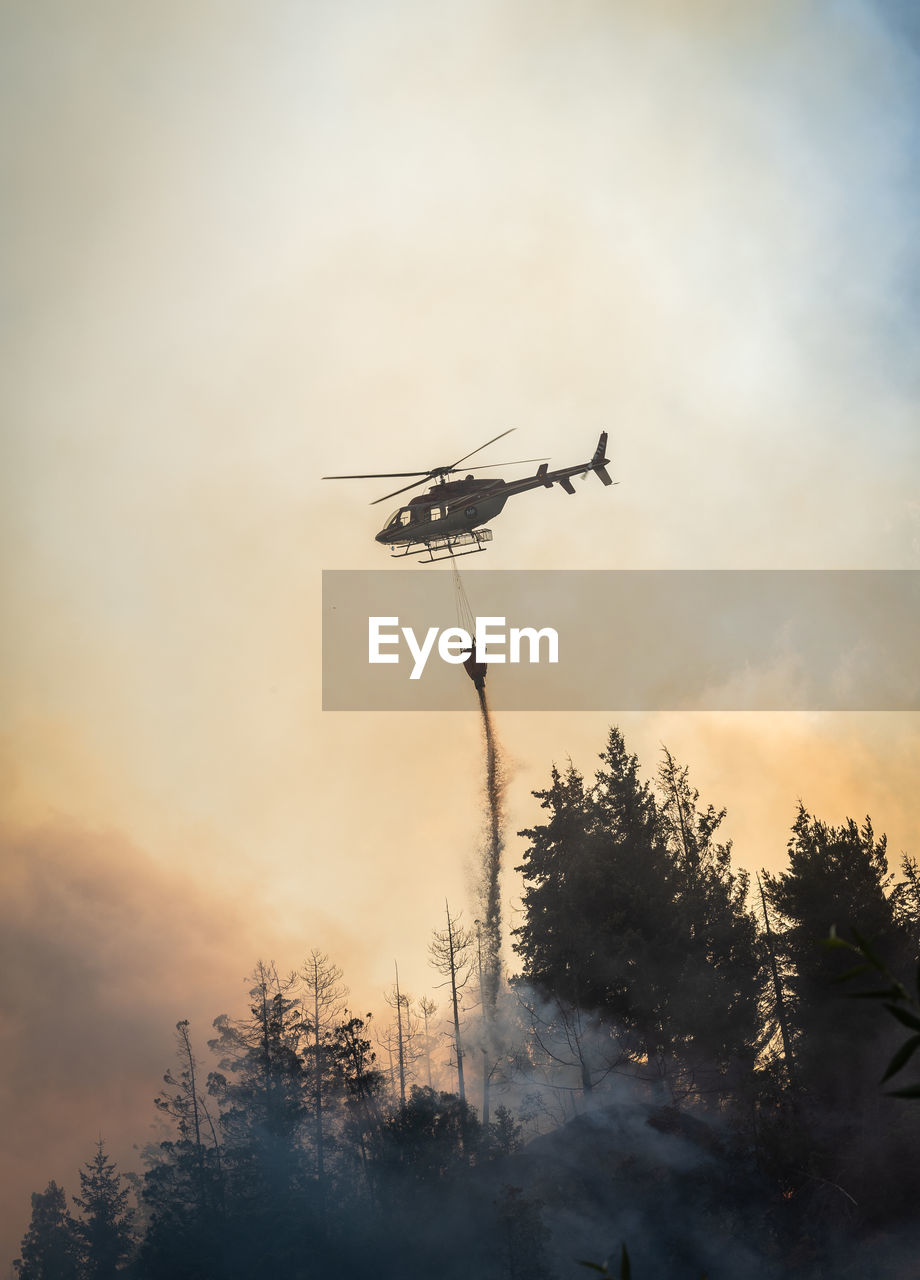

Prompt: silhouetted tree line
[{"left": 14, "top": 728, "right": 920, "bottom": 1279}]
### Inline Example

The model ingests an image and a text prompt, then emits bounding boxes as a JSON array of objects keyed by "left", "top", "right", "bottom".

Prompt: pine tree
[
  {"left": 138, "top": 1021, "right": 225, "bottom": 1279},
  {"left": 512, "top": 760, "right": 593, "bottom": 1004},
  {"left": 892, "top": 852, "right": 920, "bottom": 949},
  {"left": 206, "top": 962, "right": 312, "bottom": 1276},
  {"left": 655, "top": 748, "right": 763, "bottom": 1099},
  {"left": 763, "top": 805, "right": 905, "bottom": 1101},
  {"left": 14, "top": 1181, "right": 81, "bottom": 1280},
  {"left": 380, "top": 1085, "right": 480, "bottom": 1186},
  {"left": 329, "top": 1012, "right": 386, "bottom": 1201},
  {"left": 513, "top": 734, "right": 676, "bottom": 1072},
  {"left": 514, "top": 730, "right": 763, "bottom": 1104},
  {"left": 763, "top": 806, "right": 920, "bottom": 1228},
  {"left": 72, "top": 1141, "right": 133, "bottom": 1279}
]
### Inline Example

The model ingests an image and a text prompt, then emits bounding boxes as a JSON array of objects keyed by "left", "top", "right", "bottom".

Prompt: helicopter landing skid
[{"left": 392, "top": 529, "right": 493, "bottom": 564}]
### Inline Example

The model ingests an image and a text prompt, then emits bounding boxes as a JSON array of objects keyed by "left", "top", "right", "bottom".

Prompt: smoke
[
  {"left": 471, "top": 980, "right": 920, "bottom": 1280},
  {"left": 0, "top": 814, "right": 346, "bottom": 1268}
]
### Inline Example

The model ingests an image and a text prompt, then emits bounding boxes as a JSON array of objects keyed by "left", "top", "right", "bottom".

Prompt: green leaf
[
  {"left": 884, "top": 1004, "right": 920, "bottom": 1032},
  {"left": 820, "top": 934, "right": 854, "bottom": 952},
  {"left": 577, "top": 1262, "right": 610, "bottom": 1274},
  {"left": 620, "top": 1243, "right": 632, "bottom": 1280},
  {"left": 833, "top": 963, "right": 873, "bottom": 983},
  {"left": 886, "top": 1082, "right": 920, "bottom": 1099},
  {"left": 846, "top": 987, "right": 902, "bottom": 1001},
  {"left": 850, "top": 928, "right": 885, "bottom": 970},
  {"left": 880, "top": 1034, "right": 920, "bottom": 1083}
]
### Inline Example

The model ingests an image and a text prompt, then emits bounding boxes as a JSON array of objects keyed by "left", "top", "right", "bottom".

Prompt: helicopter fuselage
[
  {"left": 374, "top": 432, "right": 612, "bottom": 550},
  {"left": 375, "top": 478, "right": 510, "bottom": 546}
]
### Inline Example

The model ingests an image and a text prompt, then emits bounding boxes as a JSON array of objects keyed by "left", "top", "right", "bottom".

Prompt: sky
[{"left": 2, "top": 0, "right": 919, "bottom": 1263}]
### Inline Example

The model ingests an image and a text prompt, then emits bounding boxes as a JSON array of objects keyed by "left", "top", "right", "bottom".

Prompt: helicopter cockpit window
[{"left": 399, "top": 510, "right": 412, "bottom": 527}]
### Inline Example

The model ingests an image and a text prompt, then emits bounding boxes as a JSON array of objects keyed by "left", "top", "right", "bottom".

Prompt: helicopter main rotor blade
[
  {"left": 322, "top": 471, "right": 431, "bottom": 480},
  {"left": 368, "top": 453, "right": 553, "bottom": 503},
  {"left": 370, "top": 476, "right": 435, "bottom": 506},
  {"left": 457, "top": 456, "right": 549, "bottom": 470},
  {"left": 450, "top": 428, "right": 515, "bottom": 470}
]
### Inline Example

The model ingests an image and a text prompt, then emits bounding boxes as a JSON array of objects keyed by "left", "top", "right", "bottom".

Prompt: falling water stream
[{"left": 477, "top": 683, "right": 504, "bottom": 1017}]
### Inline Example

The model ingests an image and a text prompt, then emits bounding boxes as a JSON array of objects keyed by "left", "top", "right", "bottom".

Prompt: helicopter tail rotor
[{"left": 591, "top": 431, "right": 613, "bottom": 486}]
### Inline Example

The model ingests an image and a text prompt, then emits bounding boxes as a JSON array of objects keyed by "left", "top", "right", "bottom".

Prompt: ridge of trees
[{"left": 13, "top": 727, "right": 920, "bottom": 1279}]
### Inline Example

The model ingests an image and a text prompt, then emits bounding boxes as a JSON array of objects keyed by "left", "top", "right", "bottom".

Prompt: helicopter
[{"left": 323, "top": 429, "right": 614, "bottom": 562}]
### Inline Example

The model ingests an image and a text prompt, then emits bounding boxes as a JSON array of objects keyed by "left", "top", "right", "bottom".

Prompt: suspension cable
[{"left": 450, "top": 559, "right": 476, "bottom": 636}]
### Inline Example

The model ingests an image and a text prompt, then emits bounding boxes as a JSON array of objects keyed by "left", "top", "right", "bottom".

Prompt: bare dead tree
[
  {"left": 429, "top": 901, "right": 473, "bottom": 1103},
  {"left": 514, "top": 986, "right": 629, "bottom": 1107},
  {"left": 155, "top": 1020, "right": 223, "bottom": 1209},
  {"left": 417, "top": 996, "right": 437, "bottom": 1089},
  {"left": 300, "top": 949, "right": 347, "bottom": 1214},
  {"left": 383, "top": 961, "right": 411, "bottom": 1106}
]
